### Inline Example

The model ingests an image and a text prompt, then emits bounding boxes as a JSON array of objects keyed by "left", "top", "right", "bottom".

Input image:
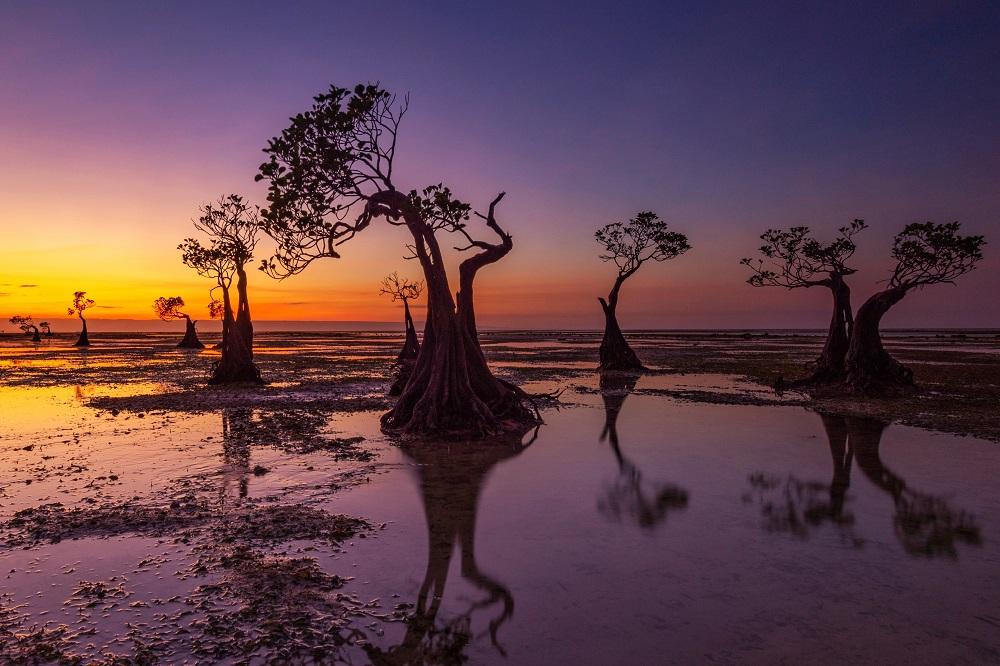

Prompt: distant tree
[
  {"left": 153, "top": 296, "right": 204, "bottom": 349},
  {"left": 380, "top": 272, "right": 423, "bottom": 362},
  {"left": 38, "top": 321, "right": 52, "bottom": 337},
  {"left": 741, "top": 220, "right": 867, "bottom": 382},
  {"left": 9, "top": 315, "right": 41, "bottom": 342},
  {"left": 845, "top": 222, "right": 985, "bottom": 391},
  {"left": 207, "top": 297, "right": 225, "bottom": 349},
  {"left": 180, "top": 194, "right": 261, "bottom": 384},
  {"left": 257, "top": 83, "right": 536, "bottom": 436},
  {"left": 67, "top": 291, "right": 95, "bottom": 347},
  {"left": 595, "top": 212, "right": 690, "bottom": 371}
]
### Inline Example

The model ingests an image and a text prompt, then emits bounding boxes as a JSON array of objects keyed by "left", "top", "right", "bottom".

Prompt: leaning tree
[
  {"left": 741, "top": 220, "right": 867, "bottom": 382},
  {"left": 39, "top": 321, "right": 52, "bottom": 337},
  {"left": 380, "top": 272, "right": 423, "bottom": 362},
  {"left": 67, "top": 291, "right": 94, "bottom": 347},
  {"left": 180, "top": 195, "right": 262, "bottom": 384},
  {"left": 257, "top": 83, "right": 536, "bottom": 437},
  {"left": 594, "top": 212, "right": 690, "bottom": 371},
  {"left": 9, "top": 315, "right": 41, "bottom": 342},
  {"left": 153, "top": 296, "right": 205, "bottom": 349},
  {"left": 845, "top": 222, "right": 985, "bottom": 392}
]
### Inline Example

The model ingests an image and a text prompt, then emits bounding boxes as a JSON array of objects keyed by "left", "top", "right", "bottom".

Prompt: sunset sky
[{"left": 1, "top": 1, "right": 998, "bottom": 330}]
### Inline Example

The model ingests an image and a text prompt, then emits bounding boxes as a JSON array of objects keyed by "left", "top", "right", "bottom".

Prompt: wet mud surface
[{"left": 1, "top": 330, "right": 998, "bottom": 663}]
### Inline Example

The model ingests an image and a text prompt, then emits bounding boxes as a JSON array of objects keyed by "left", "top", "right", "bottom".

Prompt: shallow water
[{"left": 0, "top": 334, "right": 998, "bottom": 663}]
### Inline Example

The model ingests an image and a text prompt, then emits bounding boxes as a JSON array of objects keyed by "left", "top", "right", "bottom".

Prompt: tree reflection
[
  {"left": 747, "top": 413, "right": 981, "bottom": 557},
  {"left": 598, "top": 372, "right": 688, "bottom": 530},
  {"left": 367, "top": 431, "right": 536, "bottom": 665}
]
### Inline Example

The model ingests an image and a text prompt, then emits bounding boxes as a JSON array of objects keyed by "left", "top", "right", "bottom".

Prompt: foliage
[
  {"left": 153, "top": 296, "right": 188, "bottom": 321},
  {"left": 741, "top": 219, "right": 867, "bottom": 288},
  {"left": 9, "top": 315, "right": 37, "bottom": 335},
  {"left": 67, "top": 291, "right": 95, "bottom": 318},
  {"left": 208, "top": 299, "right": 224, "bottom": 320},
  {"left": 596, "top": 211, "right": 691, "bottom": 280},
  {"left": 888, "top": 222, "right": 985, "bottom": 289}
]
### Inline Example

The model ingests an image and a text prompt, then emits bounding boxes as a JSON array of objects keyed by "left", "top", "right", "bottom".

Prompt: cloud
[
  {"left": 286, "top": 301, "right": 312, "bottom": 306},
  {"left": 19, "top": 284, "right": 38, "bottom": 288},
  {"left": 0, "top": 292, "right": 10, "bottom": 297},
  {"left": 94, "top": 305, "right": 120, "bottom": 309}
]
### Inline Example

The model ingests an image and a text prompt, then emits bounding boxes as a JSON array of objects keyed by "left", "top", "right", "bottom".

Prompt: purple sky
[{"left": 1, "top": 1, "right": 998, "bottom": 329}]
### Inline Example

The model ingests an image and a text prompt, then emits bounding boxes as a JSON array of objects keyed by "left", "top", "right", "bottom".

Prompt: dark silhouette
[
  {"left": 845, "top": 222, "right": 985, "bottom": 392},
  {"left": 380, "top": 272, "right": 423, "bottom": 362},
  {"left": 67, "top": 291, "right": 94, "bottom": 346},
  {"left": 38, "top": 321, "right": 52, "bottom": 337},
  {"left": 208, "top": 297, "right": 225, "bottom": 349},
  {"left": 598, "top": 372, "right": 689, "bottom": 529},
  {"left": 748, "top": 413, "right": 981, "bottom": 557},
  {"left": 9, "top": 315, "right": 41, "bottom": 342},
  {"left": 180, "top": 194, "right": 262, "bottom": 384},
  {"left": 153, "top": 296, "right": 204, "bottom": 349},
  {"left": 595, "top": 212, "right": 690, "bottom": 371},
  {"left": 741, "top": 220, "right": 867, "bottom": 382},
  {"left": 258, "top": 83, "right": 536, "bottom": 436},
  {"left": 366, "top": 433, "right": 533, "bottom": 664},
  {"left": 380, "top": 272, "right": 424, "bottom": 396}
]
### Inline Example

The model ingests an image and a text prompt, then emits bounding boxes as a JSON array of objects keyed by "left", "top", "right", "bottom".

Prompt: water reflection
[
  {"left": 221, "top": 408, "right": 252, "bottom": 504},
  {"left": 598, "top": 372, "right": 689, "bottom": 530},
  {"left": 748, "top": 413, "right": 982, "bottom": 557},
  {"left": 367, "top": 434, "right": 536, "bottom": 664}
]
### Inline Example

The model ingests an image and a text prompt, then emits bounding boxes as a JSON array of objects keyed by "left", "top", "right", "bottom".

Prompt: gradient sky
[{"left": 1, "top": 1, "right": 998, "bottom": 330}]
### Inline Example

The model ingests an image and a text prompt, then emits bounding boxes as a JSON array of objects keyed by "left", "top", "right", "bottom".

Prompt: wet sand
[{"left": 1, "top": 331, "right": 998, "bottom": 663}]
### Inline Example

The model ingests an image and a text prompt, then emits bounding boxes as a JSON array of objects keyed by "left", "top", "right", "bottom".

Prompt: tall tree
[
  {"left": 845, "top": 222, "right": 985, "bottom": 392},
  {"left": 181, "top": 195, "right": 262, "bottom": 384},
  {"left": 67, "top": 291, "right": 94, "bottom": 347},
  {"left": 741, "top": 220, "right": 867, "bottom": 382},
  {"left": 258, "top": 83, "right": 536, "bottom": 437},
  {"left": 9, "top": 315, "right": 41, "bottom": 342},
  {"left": 595, "top": 212, "right": 690, "bottom": 371},
  {"left": 153, "top": 296, "right": 204, "bottom": 349},
  {"left": 380, "top": 272, "right": 423, "bottom": 361}
]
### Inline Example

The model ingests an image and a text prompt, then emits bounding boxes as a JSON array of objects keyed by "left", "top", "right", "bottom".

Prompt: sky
[{"left": 1, "top": 0, "right": 998, "bottom": 331}]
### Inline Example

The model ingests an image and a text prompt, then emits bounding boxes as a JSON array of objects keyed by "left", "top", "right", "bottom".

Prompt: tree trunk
[
  {"left": 178, "top": 316, "right": 205, "bottom": 349},
  {"left": 599, "top": 371, "right": 639, "bottom": 458},
  {"left": 810, "top": 275, "right": 853, "bottom": 383},
  {"left": 209, "top": 270, "right": 261, "bottom": 384},
  {"left": 74, "top": 317, "right": 90, "bottom": 347},
  {"left": 598, "top": 297, "right": 644, "bottom": 372},
  {"left": 844, "top": 287, "right": 913, "bottom": 392},
  {"left": 30, "top": 327, "right": 41, "bottom": 343},
  {"left": 374, "top": 191, "right": 535, "bottom": 437},
  {"left": 397, "top": 298, "right": 420, "bottom": 361}
]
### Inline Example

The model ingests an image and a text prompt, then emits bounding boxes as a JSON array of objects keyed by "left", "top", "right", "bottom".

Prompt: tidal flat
[{"left": 1, "top": 331, "right": 999, "bottom": 664}]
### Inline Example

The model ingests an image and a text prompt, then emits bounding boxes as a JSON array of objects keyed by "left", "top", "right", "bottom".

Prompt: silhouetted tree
[
  {"left": 845, "top": 222, "right": 985, "bottom": 392},
  {"left": 38, "top": 321, "right": 51, "bottom": 337},
  {"left": 598, "top": 372, "right": 688, "bottom": 529},
  {"left": 741, "top": 220, "right": 867, "bottom": 382},
  {"left": 180, "top": 195, "right": 262, "bottom": 384},
  {"left": 380, "top": 272, "right": 423, "bottom": 362},
  {"left": 258, "top": 83, "right": 536, "bottom": 436},
  {"left": 208, "top": 297, "right": 225, "bottom": 349},
  {"left": 153, "top": 296, "right": 204, "bottom": 349},
  {"left": 67, "top": 291, "right": 94, "bottom": 346},
  {"left": 595, "top": 212, "right": 690, "bottom": 371},
  {"left": 9, "top": 315, "right": 41, "bottom": 342}
]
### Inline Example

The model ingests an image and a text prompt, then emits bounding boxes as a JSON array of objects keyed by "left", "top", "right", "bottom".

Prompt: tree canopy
[
  {"left": 596, "top": 211, "right": 691, "bottom": 281},
  {"left": 741, "top": 219, "right": 867, "bottom": 289}
]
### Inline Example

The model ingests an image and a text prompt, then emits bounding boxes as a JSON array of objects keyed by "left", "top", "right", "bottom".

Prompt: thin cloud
[{"left": 19, "top": 284, "right": 38, "bottom": 288}]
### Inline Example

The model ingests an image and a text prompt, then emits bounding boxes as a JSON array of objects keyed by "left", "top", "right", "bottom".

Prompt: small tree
[
  {"left": 9, "top": 315, "right": 41, "bottom": 342},
  {"left": 380, "top": 272, "right": 423, "bottom": 362},
  {"left": 741, "top": 220, "right": 867, "bottom": 382},
  {"left": 258, "top": 83, "right": 536, "bottom": 437},
  {"left": 153, "top": 296, "right": 204, "bottom": 349},
  {"left": 845, "top": 222, "right": 985, "bottom": 391},
  {"left": 595, "top": 212, "right": 690, "bottom": 371},
  {"left": 180, "top": 195, "right": 262, "bottom": 384},
  {"left": 67, "top": 291, "right": 95, "bottom": 346},
  {"left": 38, "top": 321, "right": 52, "bottom": 337}
]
